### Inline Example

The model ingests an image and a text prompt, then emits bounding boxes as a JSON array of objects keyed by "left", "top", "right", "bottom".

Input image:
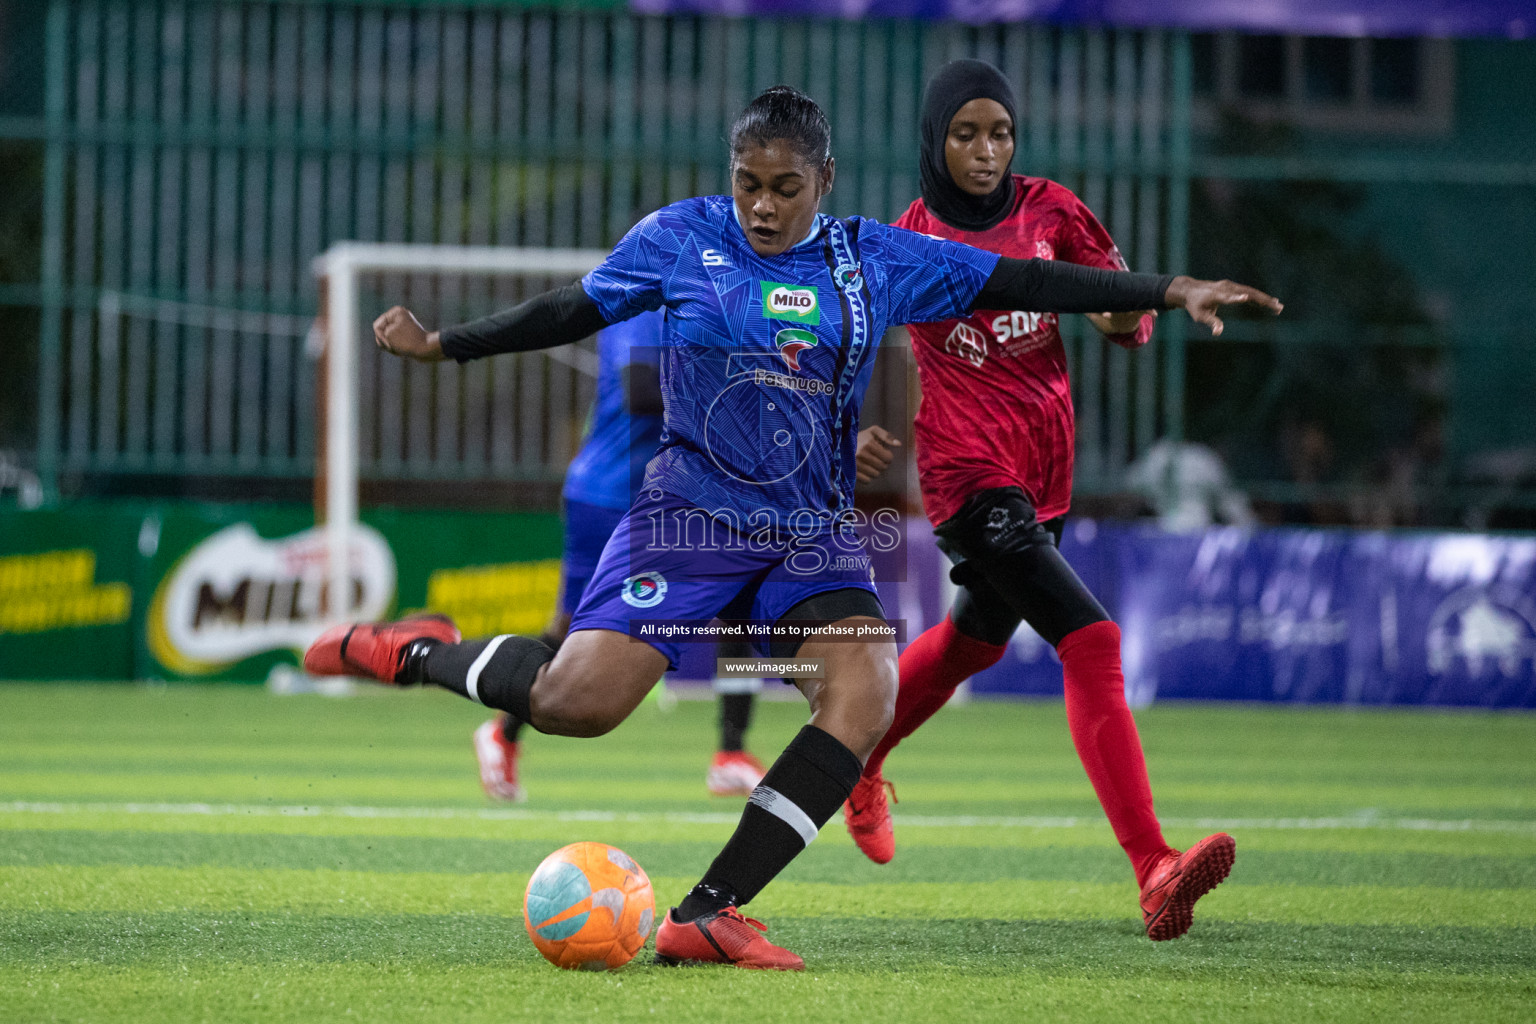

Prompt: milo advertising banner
[
  {"left": 141, "top": 505, "right": 394, "bottom": 681},
  {"left": 1, "top": 502, "right": 562, "bottom": 683},
  {"left": 0, "top": 506, "right": 140, "bottom": 680},
  {"left": 140, "top": 505, "right": 562, "bottom": 682}
]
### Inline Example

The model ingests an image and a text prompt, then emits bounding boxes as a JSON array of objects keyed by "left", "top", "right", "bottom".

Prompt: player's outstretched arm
[
  {"left": 970, "top": 258, "right": 1281, "bottom": 332},
  {"left": 373, "top": 282, "right": 613, "bottom": 364}
]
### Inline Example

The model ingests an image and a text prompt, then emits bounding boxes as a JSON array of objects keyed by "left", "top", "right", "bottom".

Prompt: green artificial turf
[{"left": 1, "top": 683, "right": 1532, "bottom": 1022}]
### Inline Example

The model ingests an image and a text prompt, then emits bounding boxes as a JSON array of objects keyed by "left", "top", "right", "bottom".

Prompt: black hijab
[{"left": 919, "top": 59, "right": 1019, "bottom": 232}]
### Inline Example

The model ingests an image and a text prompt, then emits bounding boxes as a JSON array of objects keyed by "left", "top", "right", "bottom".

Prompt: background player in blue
[
  {"left": 473, "top": 309, "right": 770, "bottom": 802},
  {"left": 307, "top": 86, "right": 1279, "bottom": 969}
]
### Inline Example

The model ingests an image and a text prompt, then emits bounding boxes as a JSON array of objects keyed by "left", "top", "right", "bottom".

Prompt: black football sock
[
  {"left": 409, "top": 634, "right": 555, "bottom": 730},
  {"left": 718, "top": 693, "right": 754, "bottom": 752},
  {"left": 677, "top": 725, "right": 862, "bottom": 919}
]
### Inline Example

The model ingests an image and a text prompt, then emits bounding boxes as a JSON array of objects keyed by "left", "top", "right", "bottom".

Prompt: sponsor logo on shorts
[
  {"left": 620, "top": 572, "right": 668, "bottom": 609},
  {"left": 774, "top": 328, "right": 818, "bottom": 371},
  {"left": 833, "top": 261, "right": 862, "bottom": 291},
  {"left": 761, "top": 282, "right": 820, "bottom": 325}
]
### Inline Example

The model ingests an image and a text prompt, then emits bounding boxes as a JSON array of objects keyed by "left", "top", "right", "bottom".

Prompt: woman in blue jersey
[
  {"left": 472, "top": 309, "right": 771, "bottom": 804},
  {"left": 307, "top": 86, "right": 1279, "bottom": 970}
]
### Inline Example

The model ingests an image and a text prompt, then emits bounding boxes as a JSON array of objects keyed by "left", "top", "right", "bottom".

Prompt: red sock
[
  {"left": 863, "top": 615, "right": 1007, "bottom": 780},
  {"left": 1057, "top": 620, "right": 1175, "bottom": 888}
]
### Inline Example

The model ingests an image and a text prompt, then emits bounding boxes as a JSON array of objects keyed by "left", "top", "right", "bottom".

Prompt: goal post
[{"left": 313, "top": 243, "right": 608, "bottom": 627}]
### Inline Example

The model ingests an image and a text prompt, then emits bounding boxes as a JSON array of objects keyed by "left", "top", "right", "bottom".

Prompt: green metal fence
[{"left": 16, "top": 0, "right": 1193, "bottom": 499}]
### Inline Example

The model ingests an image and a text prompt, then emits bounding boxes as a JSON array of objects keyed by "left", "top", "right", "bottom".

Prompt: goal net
[{"left": 312, "top": 243, "right": 609, "bottom": 624}]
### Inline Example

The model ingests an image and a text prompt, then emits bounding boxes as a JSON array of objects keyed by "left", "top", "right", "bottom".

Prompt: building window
[{"left": 1195, "top": 34, "right": 1453, "bottom": 136}]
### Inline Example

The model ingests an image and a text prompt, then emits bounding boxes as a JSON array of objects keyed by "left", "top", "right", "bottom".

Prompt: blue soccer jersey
[
  {"left": 580, "top": 195, "right": 998, "bottom": 538},
  {"left": 563, "top": 310, "right": 666, "bottom": 512}
]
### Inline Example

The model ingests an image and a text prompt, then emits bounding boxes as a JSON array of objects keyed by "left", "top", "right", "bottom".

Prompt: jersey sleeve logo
[
  {"left": 944, "top": 321, "right": 988, "bottom": 368},
  {"left": 774, "top": 328, "right": 818, "bottom": 371},
  {"left": 761, "top": 282, "right": 820, "bottom": 325},
  {"left": 833, "top": 261, "right": 862, "bottom": 292}
]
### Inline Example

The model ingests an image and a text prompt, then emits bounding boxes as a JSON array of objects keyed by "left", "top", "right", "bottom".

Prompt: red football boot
[
  {"left": 303, "top": 614, "right": 461, "bottom": 684},
  {"left": 1139, "top": 832, "right": 1236, "bottom": 941},
  {"left": 705, "top": 750, "right": 767, "bottom": 797},
  {"left": 843, "top": 772, "right": 897, "bottom": 865},
  {"left": 654, "top": 906, "right": 804, "bottom": 970},
  {"left": 473, "top": 718, "right": 526, "bottom": 802}
]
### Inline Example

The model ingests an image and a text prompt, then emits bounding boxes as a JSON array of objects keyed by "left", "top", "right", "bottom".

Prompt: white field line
[{"left": 2, "top": 800, "right": 1534, "bottom": 835}]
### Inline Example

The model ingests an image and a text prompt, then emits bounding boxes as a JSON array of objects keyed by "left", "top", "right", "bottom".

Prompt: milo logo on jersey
[{"left": 761, "top": 282, "right": 820, "bottom": 325}]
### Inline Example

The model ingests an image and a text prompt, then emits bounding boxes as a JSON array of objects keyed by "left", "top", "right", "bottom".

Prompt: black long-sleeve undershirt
[
  {"left": 440, "top": 284, "right": 663, "bottom": 413},
  {"left": 439, "top": 282, "right": 608, "bottom": 363},
  {"left": 436, "top": 257, "right": 1174, "bottom": 363},
  {"left": 972, "top": 257, "right": 1173, "bottom": 315}
]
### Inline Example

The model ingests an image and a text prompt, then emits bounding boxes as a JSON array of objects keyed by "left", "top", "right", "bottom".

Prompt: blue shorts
[
  {"left": 567, "top": 491, "right": 881, "bottom": 669},
  {"left": 559, "top": 499, "right": 628, "bottom": 616}
]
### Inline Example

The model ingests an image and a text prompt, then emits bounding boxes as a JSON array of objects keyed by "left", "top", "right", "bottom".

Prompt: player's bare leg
[
  {"left": 790, "top": 621, "right": 898, "bottom": 761},
  {"left": 520, "top": 630, "right": 669, "bottom": 736},
  {"left": 306, "top": 620, "right": 665, "bottom": 737}
]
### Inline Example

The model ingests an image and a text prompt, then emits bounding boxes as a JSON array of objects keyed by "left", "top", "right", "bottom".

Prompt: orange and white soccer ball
[{"left": 523, "top": 842, "right": 655, "bottom": 970}]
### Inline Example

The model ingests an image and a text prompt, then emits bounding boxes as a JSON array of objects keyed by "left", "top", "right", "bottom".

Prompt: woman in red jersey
[{"left": 849, "top": 60, "right": 1268, "bottom": 941}]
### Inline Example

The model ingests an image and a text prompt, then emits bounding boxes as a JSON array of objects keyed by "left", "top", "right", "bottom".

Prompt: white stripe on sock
[
  {"left": 748, "top": 785, "right": 819, "bottom": 846},
  {"left": 464, "top": 635, "right": 512, "bottom": 706}
]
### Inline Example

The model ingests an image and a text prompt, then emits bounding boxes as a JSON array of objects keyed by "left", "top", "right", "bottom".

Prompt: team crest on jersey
[
  {"left": 833, "top": 261, "right": 863, "bottom": 291},
  {"left": 774, "top": 328, "right": 818, "bottom": 371},
  {"left": 761, "top": 282, "right": 820, "bottom": 325},
  {"left": 944, "top": 321, "right": 988, "bottom": 368},
  {"left": 1035, "top": 240, "right": 1055, "bottom": 260},
  {"left": 620, "top": 572, "right": 668, "bottom": 609}
]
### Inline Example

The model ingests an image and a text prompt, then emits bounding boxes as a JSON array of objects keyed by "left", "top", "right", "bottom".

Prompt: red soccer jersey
[{"left": 895, "top": 174, "right": 1154, "bottom": 526}]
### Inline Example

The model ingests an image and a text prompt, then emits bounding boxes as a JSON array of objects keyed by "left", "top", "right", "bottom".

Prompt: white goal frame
[{"left": 314, "top": 242, "right": 608, "bottom": 625}]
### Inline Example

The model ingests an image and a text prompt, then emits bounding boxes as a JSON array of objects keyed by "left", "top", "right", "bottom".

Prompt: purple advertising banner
[
  {"left": 629, "top": 1, "right": 1534, "bottom": 39},
  {"left": 958, "top": 523, "right": 1536, "bottom": 708},
  {"left": 674, "top": 519, "right": 1536, "bottom": 707}
]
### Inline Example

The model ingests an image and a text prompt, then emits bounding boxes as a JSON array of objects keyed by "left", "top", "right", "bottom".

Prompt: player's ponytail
[{"left": 728, "top": 86, "right": 832, "bottom": 168}]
